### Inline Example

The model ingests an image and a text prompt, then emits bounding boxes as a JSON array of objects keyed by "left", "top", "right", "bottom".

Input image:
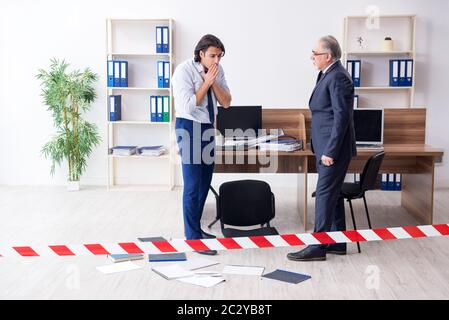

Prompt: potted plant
[{"left": 37, "top": 59, "right": 101, "bottom": 191}]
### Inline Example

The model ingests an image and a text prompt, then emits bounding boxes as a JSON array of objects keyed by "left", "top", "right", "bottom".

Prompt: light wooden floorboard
[{"left": 0, "top": 185, "right": 448, "bottom": 300}]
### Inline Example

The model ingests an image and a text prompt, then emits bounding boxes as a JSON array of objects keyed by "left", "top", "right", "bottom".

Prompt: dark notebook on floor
[
  {"left": 262, "top": 269, "right": 311, "bottom": 284},
  {"left": 149, "top": 252, "right": 187, "bottom": 262},
  {"left": 137, "top": 236, "right": 167, "bottom": 242}
]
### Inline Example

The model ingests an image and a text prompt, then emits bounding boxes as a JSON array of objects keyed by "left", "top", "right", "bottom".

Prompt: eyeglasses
[
  {"left": 312, "top": 50, "right": 329, "bottom": 56},
  {"left": 207, "top": 52, "right": 225, "bottom": 58}
]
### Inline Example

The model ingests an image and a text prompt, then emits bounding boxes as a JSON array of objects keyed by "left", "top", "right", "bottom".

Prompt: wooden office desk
[
  {"left": 216, "top": 144, "right": 443, "bottom": 230},
  {"left": 214, "top": 108, "right": 444, "bottom": 231}
]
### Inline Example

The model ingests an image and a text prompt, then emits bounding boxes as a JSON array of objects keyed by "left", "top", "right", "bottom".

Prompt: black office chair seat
[
  {"left": 311, "top": 182, "right": 361, "bottom": 199},
  {"left": 310, "top": 152, "right": 385, "bottom": 254},
  {"left": 208, "top": 180, "right": 279, "bottom": 237},
  {"left": 341, "top": 182, "right": 363, "bottom": 198},
  {"left": 222, "top": 226, "right": 279, "bottom": 238}
]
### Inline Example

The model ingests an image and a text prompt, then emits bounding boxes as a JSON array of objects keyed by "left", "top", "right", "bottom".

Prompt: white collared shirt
[
  {"left": 322, "top": 60, "right": 339, "bottom": 74},
  {"left": 172, "top": 58, "right": 230, "bottom": 124}
]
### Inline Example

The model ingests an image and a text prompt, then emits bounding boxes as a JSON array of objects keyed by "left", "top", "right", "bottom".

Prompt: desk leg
[
  {"left": 401, "top": 157, "right": 435, "bottom": 225},
  {"left": 297, "top": 158, "right": 308, "bottom": 231}
]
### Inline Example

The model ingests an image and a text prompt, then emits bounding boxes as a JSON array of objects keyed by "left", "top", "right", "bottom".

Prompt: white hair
[{"left": 320, "top": 35, "right": 342, "bottom": 61}]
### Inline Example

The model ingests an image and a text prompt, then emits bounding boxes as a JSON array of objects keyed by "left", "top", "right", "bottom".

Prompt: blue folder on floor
[
  {"left": 149, "top": 253, "right": 187, "bottom": 262},
  {"left": 262, "top": 269, "right": 311, "bottom": 284}
]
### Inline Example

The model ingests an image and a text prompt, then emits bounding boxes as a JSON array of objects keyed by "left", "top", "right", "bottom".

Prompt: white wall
[{"left": 0, "top": 0, "right": 448, "bottom": 187}]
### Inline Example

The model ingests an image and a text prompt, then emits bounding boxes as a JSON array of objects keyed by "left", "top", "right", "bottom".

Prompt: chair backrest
[
  {"left": 360, "top": 151, "right": 385, "bottom": 192},
  {"left": 218, "top": 180, "right": 275, "bottom": 227}
]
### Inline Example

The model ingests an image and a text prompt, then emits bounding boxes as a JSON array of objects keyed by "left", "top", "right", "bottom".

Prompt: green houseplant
[{"left": 37, "top": 59, "right": 101, "bottom": 190}]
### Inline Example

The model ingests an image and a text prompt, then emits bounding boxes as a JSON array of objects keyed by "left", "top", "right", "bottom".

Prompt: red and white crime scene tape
[{"left": 2, "top": 223, "right": 449, "bottom": 257}]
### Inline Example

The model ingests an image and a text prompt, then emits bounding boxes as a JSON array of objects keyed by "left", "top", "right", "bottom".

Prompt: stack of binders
[
  {"left": 380, "top": 173, "right": 402, "bottom": 190},
  {"left": 150, "top": 95, "right": 170, "bottom": 122},
  {"left": 157, "top": 61, "right": 170, "bottom": 88},
  {"left": 353, "top": 173, "right": 401, "bottom": 190},
  {"left": 389, "top": 59, "right": 413, "bottom": 87},
  {"left": 156, "top": 26, "right": 170, "bottom": 53},
  {"left": 108, "top": 95, "right": 122, "bottom": 121},
  {"left": 107, "top": 60, "right": 128, "bottom": 87},
  {"left": 346, "top": 60, "right": 361, "bottom": 87}
]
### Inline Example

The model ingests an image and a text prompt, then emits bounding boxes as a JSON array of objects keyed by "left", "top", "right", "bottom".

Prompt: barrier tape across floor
[{"left": 2, "top": 223, "right": 449, "bottom": 257}]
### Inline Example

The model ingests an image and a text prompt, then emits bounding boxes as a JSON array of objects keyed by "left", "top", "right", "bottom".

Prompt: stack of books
[
  {"left": 111, "top": 146, "right": 138, "bottom": 156},
  {"left": 138, "top": 146, "right": 166, "bottom": 157},
  {"left": 258, "top": 139, "right": 303, "bottom": 152}
]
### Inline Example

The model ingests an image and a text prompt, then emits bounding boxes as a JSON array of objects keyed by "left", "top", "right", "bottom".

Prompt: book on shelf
[
  {"left": 137, "top": 145, "right": 166, "bottom": 157},
  {"left": 110, "top": 146, "right": 138, "bottom": 156}
]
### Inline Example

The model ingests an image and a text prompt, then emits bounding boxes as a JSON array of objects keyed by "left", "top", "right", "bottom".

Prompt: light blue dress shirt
[{"left": 172, "top": 58, "right": 230, "bottom": 124}]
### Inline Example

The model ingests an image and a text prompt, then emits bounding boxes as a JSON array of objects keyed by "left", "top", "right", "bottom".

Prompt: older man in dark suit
[{"left": 288, "top": 35, "right": 357, "bottom": 261}]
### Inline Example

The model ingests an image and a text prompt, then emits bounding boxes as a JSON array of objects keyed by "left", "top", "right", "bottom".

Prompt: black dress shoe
[
  {"left": 195, "top": 250, "right": 218, "bottom": 256},
  {"left": 287, "top": 246, "right": 326, "bottom": 261},
  {"left": 200, "top": 229, "right": 217, "bottom": 239},
  {"left": 326, "top": 243, "right": 347, "bottom": 255}
]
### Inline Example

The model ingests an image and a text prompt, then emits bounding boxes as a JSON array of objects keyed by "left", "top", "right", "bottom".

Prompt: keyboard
[{"left": 357, "top": 144, "right": 384, "bottom": 150}]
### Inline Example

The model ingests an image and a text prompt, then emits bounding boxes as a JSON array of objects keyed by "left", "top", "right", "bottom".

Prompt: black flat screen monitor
[
  {"left": 353, "top": 108, "right": 384, "bottom": 145},
  {"left": 217, "top": 106, "right": 262, "bottom": 138}
]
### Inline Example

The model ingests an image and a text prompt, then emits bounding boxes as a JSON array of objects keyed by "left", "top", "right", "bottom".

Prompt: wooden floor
[{"left": 1, "top": 184, "right": 449, "bottom": 300}]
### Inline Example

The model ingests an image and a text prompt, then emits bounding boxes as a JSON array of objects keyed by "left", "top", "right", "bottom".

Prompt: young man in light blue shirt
[{"left": 173, "top": 34, "right": 232, "bottom": 255}]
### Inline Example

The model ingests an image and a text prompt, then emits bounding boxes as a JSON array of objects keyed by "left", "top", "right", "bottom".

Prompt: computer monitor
[
  {"left": 217, "top": 106, "right": 262, "bottom": 138},
  {"left": 353, "top": 108, "right": 384, "bottom": 145}
]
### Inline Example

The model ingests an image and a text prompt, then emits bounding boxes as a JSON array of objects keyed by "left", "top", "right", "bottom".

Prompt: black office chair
[
  {"left": 312, "top": 151, "right": 385, "bottom": 253},
  {"left": 208, "top": 180, "right": 278, "bottom": 237}
]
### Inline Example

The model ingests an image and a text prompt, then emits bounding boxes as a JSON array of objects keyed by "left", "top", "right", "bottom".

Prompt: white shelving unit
[
  {"left": 343, "top": 15, "right": 416, "bottom": 108},
  {"left": 106, "top": 18, "right": 175, "bottom": 191}
]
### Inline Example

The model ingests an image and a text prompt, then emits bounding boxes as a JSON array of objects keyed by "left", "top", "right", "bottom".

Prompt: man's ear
[{"left": 199, "top": 50, "right": 205, "bottom": 60}]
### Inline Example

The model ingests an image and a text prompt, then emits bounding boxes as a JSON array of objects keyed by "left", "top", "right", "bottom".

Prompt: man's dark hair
[{"left": 194, "top": 34, "right": 225, "bottom": 62}]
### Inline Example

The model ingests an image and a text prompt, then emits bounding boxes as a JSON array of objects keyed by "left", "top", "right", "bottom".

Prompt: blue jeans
[{"left": 175, "top": 118, "right": 215, "bottom": 240}]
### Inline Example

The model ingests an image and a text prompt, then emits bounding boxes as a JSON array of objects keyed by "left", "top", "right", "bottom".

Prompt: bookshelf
[
  {"left": 106, "top": 18, "right": 175, "bottom": 191},
  {"left": 343, "top": 15, "right": 416, "bottom": 108}
]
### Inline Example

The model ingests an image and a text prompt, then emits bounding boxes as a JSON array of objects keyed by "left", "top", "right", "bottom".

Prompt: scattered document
[
  {"left": 176, "top": 257, "right": 220, "bottom": 271},
  {"left": 151, "top": 264, "right": 194, "bottom": 280},
  {"left": 96, "top": 261, "right": 142, "bottom": 274},
  {"left": 107, "top": 253, "right": 144, "bottom": 263},
  {"left": 178, "top": 276, "right": 225, "bottom": 288},
  {"left": 223, "top": 265, "right": 265, "bottom": 276},
  {"left": 194, "top": 271, "right": 222, "bottom": 277},
  {"left": 262, "top": 269, "right": 311, "bottom": 284}
]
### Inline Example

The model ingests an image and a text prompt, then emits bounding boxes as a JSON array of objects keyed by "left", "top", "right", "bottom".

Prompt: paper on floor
[
  {"left": 176, "top": 257, "right": 219, "bottom": 271},
  {"left": 96, "top": 261, "right": 142, "bottom": 274},
  {"left": 178, "top": 276, "right": 225, "bottom": 288},
  {"left": 223, "top": 265, "right": 265, "bottom": 276},
  {"left": 151, "top": 264, "right": 194, "bottom": 280}
]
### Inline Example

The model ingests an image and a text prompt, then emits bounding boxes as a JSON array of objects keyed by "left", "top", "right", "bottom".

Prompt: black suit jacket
[{"left": 309, "top": 61, "right": 357, "bottom": 161}]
